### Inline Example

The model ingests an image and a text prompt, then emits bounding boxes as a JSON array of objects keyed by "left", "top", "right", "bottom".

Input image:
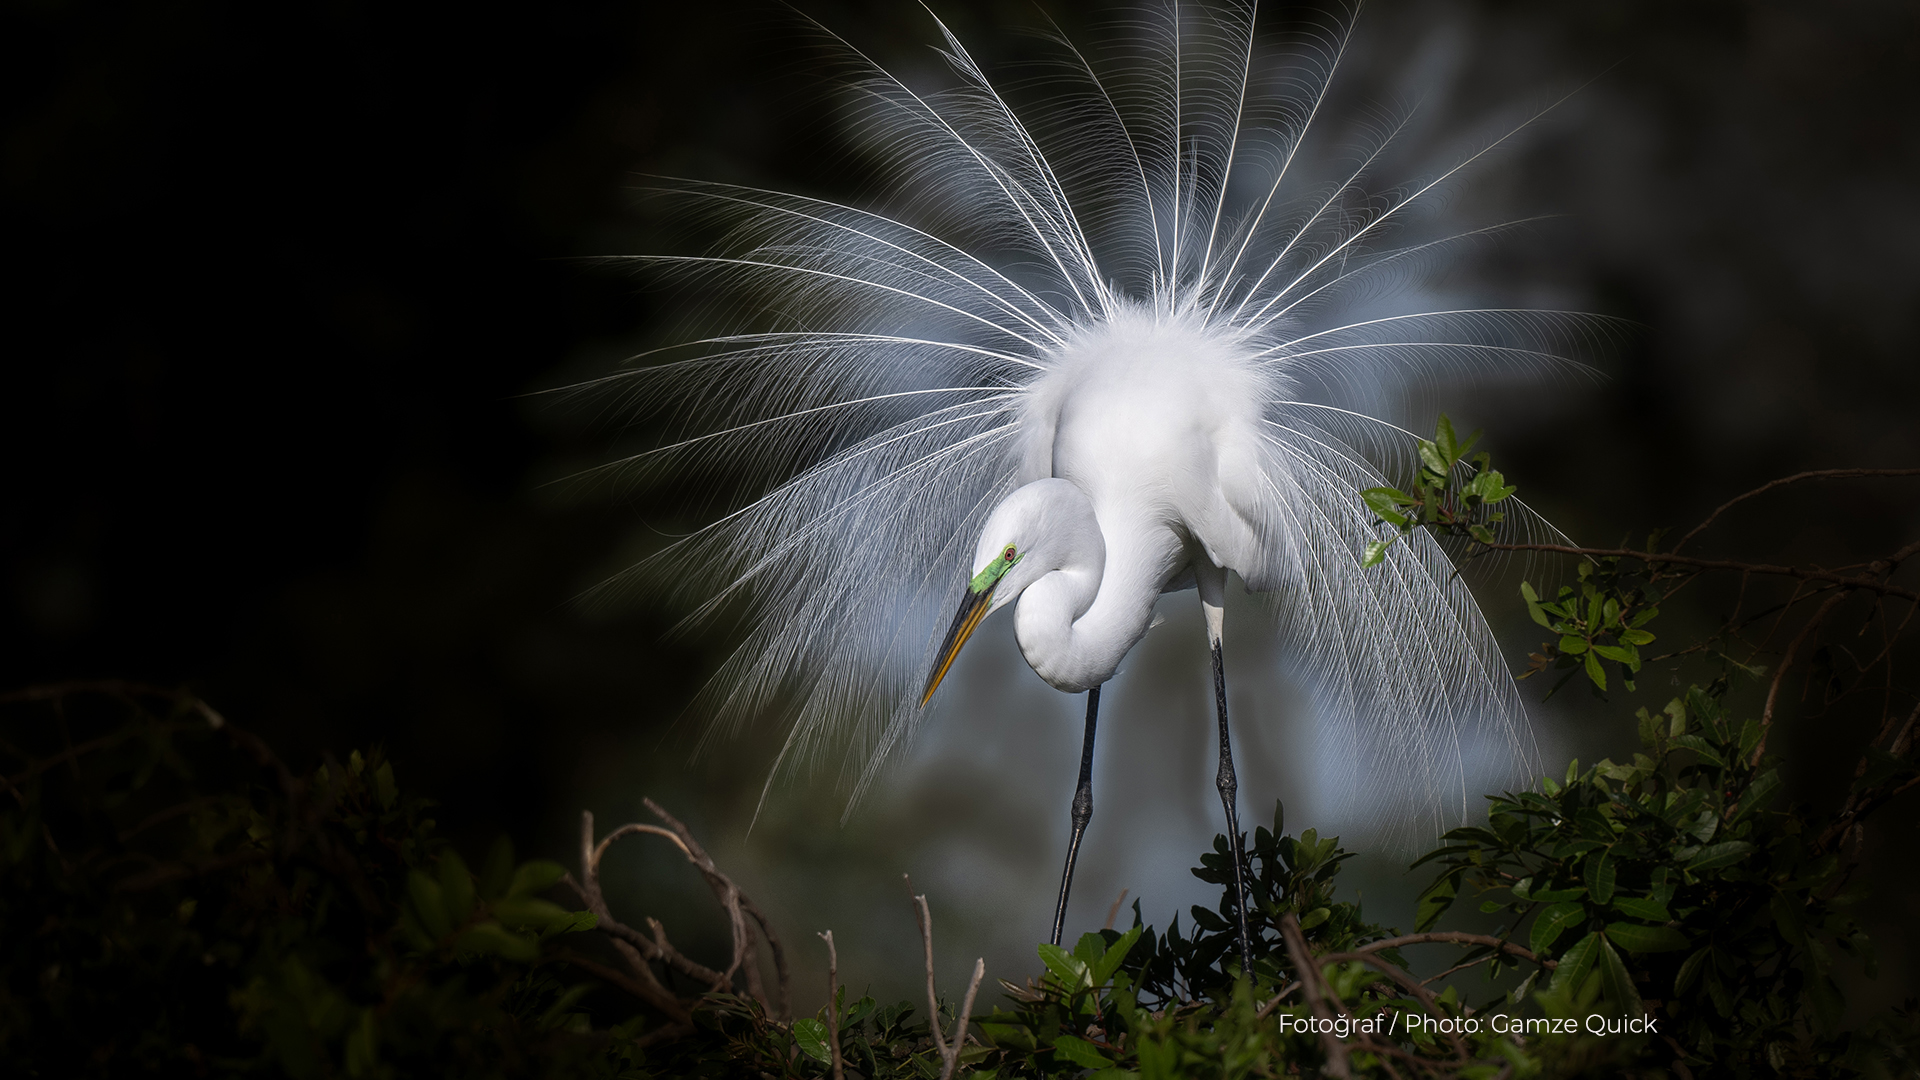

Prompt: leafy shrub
[{"left": 6, "top": 436, "right": 1918, "bottom": 1077}]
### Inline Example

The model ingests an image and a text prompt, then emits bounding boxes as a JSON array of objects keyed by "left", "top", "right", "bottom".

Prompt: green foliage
[
  {"left": 1413, "top": 680, "right": 1916, "bottom": 1076},
  {"left": 13, "top": 451, "right": 1920, "bottom": 1080},
  {"left": 950, "top": 811, "right": 1555, "bottom": 1079},
  {"left": 1517, "top": 553, "right": 1664, "bottom": 696},
  {"left": 0, "top": 687, "right": 618, "bottom": 1079},
  {"left": 1360, "top": 415, "right": 1671, "bottom": 698},
  {"left": 1360, "top": 415, "right": 1515, "bottom": 568}
]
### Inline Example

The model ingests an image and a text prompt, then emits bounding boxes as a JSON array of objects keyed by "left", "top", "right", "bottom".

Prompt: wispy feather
[{"left": 564, "top": 1, "right": 1608, "bottom": 842}]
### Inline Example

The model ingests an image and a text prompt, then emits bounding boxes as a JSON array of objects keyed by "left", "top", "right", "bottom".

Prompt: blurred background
[{"left": 6, "top": 0, "right": 1917, "bottom": 1018}]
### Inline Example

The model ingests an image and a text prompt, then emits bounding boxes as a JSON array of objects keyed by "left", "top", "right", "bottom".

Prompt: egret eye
[{"left": 1005, "top": 546, "right": 1017, "bottom": 561}]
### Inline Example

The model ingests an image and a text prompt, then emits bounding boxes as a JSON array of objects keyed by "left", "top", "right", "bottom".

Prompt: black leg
[
  {"left": 1211, "top": 641, "right": 1254, "bottom": 971},
  {"left": 1050, "top": 686, "right": 1100, "bottom": 947}
]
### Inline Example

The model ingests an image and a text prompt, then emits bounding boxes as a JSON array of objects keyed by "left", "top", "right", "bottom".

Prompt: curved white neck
[{"left": 1014, "top": 514, "right": 1177, "bottom": 693}]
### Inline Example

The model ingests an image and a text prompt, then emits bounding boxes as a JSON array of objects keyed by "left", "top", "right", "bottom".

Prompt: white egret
[{"left": 585, "top": 1, "right": 1586, "bottom": 961}]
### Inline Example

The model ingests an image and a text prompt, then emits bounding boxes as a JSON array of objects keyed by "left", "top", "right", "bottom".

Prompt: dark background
[{"left": 6, "top": 0, "right": 1918, "bottom": 1010}]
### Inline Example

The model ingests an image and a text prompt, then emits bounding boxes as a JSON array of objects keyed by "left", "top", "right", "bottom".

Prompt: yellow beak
[{"left": 921, "top": 585, "right": 995, "bottom": 706}]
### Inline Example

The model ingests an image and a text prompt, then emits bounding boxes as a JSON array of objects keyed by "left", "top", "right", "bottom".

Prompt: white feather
[{"left": 572, "top": 1, "right": 1606, "bottom": 841}]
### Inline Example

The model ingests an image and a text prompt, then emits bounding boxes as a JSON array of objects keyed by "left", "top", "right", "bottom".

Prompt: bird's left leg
[
  {"left": 1050, "top": 686, "right": 1100, "bottom": 947},
  {"left": 1198, "top": 561, "right": 1254, "bottom": 971}
]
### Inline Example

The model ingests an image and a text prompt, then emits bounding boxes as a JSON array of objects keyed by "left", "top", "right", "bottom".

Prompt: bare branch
[
  {"left": 1320, "top": 951, "right": 1467, "bottom": 1059},
  {"left": 909, "top": 880, "right": 949, "bottom": 1065},
  {"left": 1354, "top": 932, "right": 1554, "bottom": 968},
  {"left": 1481, "top": 542, "right": 1920, "bottom": 604},
  {"left": 906, "top": 877, "right": 984, "bottom": 1080},
  {"left": 942, "top": 959, "right": 986, "bottom": 1080},
  {"left": 553, "top": 949, "right": 690, "bottom": 1025},
  {"left": 1255, "top": 982, "right": 1301, "bottom": 1020},
  {"left": 1754, "top": 592, "right": 1848, "bottom": 766},
  {"left": 1673, "top": 469, "right": 1920, "bottom": 554},
  {"left": 818, "top": 931, "right": 845, "bottom": 1080},
  {"left": 643, "top": 798, "right": 790, "bottom": 1018},
  {"left": 644, "top": 917, "right": 728, "bottom": 986},
  {"left": 1278, "top": 913, "right": 1350, "bottom": 1079}
]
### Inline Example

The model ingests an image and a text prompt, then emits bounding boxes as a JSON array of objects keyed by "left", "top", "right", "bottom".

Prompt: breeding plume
[{"left": 588, "top": 1, "right": 1583, "bottom": 956}]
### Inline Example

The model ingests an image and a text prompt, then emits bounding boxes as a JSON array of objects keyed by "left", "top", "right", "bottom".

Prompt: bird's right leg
[
  {"left": 1198, "top": 562, "right": 1255, "bottom": 971},
  {"left": 1050, "top": 685, "right": 1100, "bottom": 947}
]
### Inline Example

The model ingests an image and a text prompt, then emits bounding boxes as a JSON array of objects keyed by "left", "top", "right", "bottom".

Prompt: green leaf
[
  {"left": 1559, "top": 635, "right": 1590, "bottom": 655},
  {"left": 1362, "top": 486, "right": 1413, "bottom": 523},
  {"left": 408, "top": 870, "right": 452, "bottom": 940},
  {"left": 1092, "top": 925, "right": 1143, "bottom": 985},
  {"left": 1531, "top": 902, "right": 1586, "bottom": 956},
  {"left": 1037, "top": 943, "right": 1089, "bottom": 989},
  {"left": 1593, "top": 934, "right": 1644, "bottom": 1015},
  {"left": 438, "top": 851, "right": 475, "bottom": 927},
  {"left": 978, "top": 1022, "right": 1037, "bottom": 1052},
  {"left": 1733, "top": 770, "right": 1782, "bottom": 822},
  {"left": 1610, "top": 897, "right": 1671, "bottom": 922},
  {"left": 1362, "top": 539, "right": 1393, "bottom": 568},
  {"left": 1675, "top": 947, "right": 1710, "bottom": 994},
  {"left": 1585, "top": 852, "right": 1616, "bottom": 905},
  {"left": 506, "top": 860, "right": 568, "bottom": 899},
  {"left": 1670, "top": 734, "right": 1725, "bottom": 767},
  {"left": 374, "top": 762, "right": 397, "bottom": 810},
  {"left": 1434, "top": 415, "right": 1460, "bottom": 467},
  {"left": 1549, "top": 932, "right": 1602, "bottom": 995},
  {"left": 1468, "top": 524, "right": 1495, "bottom": 544},
  {"left": 1592, "top": 644, "right": 1637, "bottom": 666},
  {"left": 1415, "top": 877, "right": 1456, "bottom": 932},
  {"left": 1519, "top": 882, "right": 1588, "bottom": 904},
  {"left": 1466, "top": 469, "right": 1515, "bottom": 504},
  {"left": 1584, "top": 650, "right": 1607, "bottom": 691},
  {"left": 491, "top": 897, "right": 574, "bottom": 933},
  {"left": 455, "top": 922, "right": 539, "bottom": 963},
  {"left": 1685, "top": 841, "right": 1755, "bottom": 873},
  {"left": 1520, "top": 582, "right": 1553, "bottom": 628},
  {"left": 1620, "top": 628, "right": 1656, "bottom": 646},
  {"left": 793, "top": 1018, "right": 832, "bottom": 1065},
  {"left": 1052, "top": 1035, "right": 1113, "bottom": 1070},
  {"left": 1509, "top": 969, "right": 1539, "bottom": 1005},
  {"left": 1606, "top": 922, "right": 1690, "bottom": 954}
]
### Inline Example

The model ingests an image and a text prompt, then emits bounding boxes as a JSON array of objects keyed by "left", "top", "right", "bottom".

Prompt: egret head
[{"left": 920, "top": 479, "right": 1102, "bottom": 705}]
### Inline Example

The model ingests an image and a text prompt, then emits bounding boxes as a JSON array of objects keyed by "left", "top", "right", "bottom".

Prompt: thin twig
[
  {"left": 1278, "top": 913, "right": 1350, "bottom": 1079},
  {"left": 1104, "top": 889, "right": 1130, "bottom": 931},
  {"left": 943, "top": 959, "right": 986, "bottom": 1080},
  {"left": 1673, "top": 469, "right": 1920, "bottom": 554},
  {"left": 1254, "top": 981, "right": 1301, "bottom": 1019},
  {"left": 818, "top": 931, "right": 845, "bottom": 1080},
  {"left": 1320, "top": 951, "right": 1469, "bottom": 1061},
  {"left": 1353, "top": 932, "right": 1554, "bottom": 968},
  {"left": 1754, "top": 591, "right": 1848, "bottom": 766},
  {"left": 906, "top": 877, "right": 984, "bottom": 1080},
  {"left": 908, "top": 880, "right": 949, "bottom": 1066},
  {"left": 645, "top": 917, "right": 728, "bottom": 986},
  {"left": 570, "top": 814, "right": 685, "bottom": 1021},
  {"left": 553, "top": 949, "right": 690, "bottom": 1023},
  {"left": 644, "top": 798, "right": 789, "bottom": 1018},
  {"left": 1481, "top": 542, "right": 1920, "bottom": 603}
]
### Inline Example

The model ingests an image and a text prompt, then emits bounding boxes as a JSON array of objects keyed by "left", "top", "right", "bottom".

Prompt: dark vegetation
[{"left": 7, "top": 446, "right": 1917, "bottom": 1078}]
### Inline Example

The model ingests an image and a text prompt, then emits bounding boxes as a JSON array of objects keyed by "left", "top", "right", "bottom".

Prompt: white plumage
[{"left": 584, "top": 0, "right": 1593, "bottom": 847}]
